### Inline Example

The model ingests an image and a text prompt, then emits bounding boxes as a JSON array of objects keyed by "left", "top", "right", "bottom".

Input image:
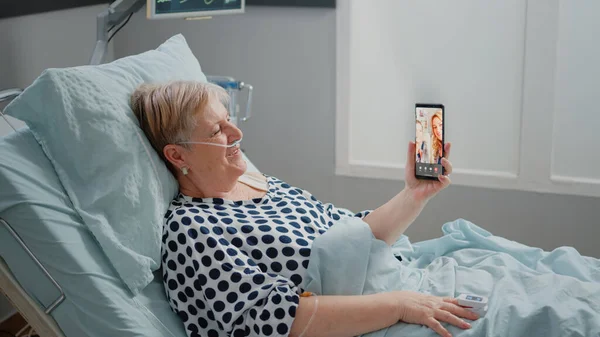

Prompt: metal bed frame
[{"left": 1, "top": 89, "right": 66, "bottom": 337}]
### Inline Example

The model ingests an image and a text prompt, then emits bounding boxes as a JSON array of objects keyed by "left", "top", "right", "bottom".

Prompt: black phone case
[{"left": 415, "top": 103, "right": 444, "bottom": 180}]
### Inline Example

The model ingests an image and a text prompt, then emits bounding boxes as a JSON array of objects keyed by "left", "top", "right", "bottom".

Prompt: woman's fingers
[
  {"left": 426, "top": 317, "right": 452, "bottom": 337},
  {"left": 406, "top": 141, "right": 416, "bottom": 177},
  {"left": 442, "top": 297, "right": 460, "bottom": 305},
  {"left": 435, "top": 309, "right": 472, "bottom": 330},
  {"left": 441, "top": 158, "right": 453, "bottom": 175},
  {"left": 442, "top": 298, "right": 480, "bottom": 320},
  {"left": 442, "top": 303, "right": 479, "bottom": 321},
  {"left": 437, "top": 173, "right": 452, "bottom": 186},
  {"left": 444, "top": 142, "right": 452, "bottom": 159}
]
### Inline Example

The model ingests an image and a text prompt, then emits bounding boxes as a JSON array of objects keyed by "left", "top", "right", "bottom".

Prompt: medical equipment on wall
[
  {"left": 147, "top": 0, "right": 245, "bottom": 20},
  {"left": 89, "top": 1, "right": 254, "bottom": 128},
  {"left": 206, "top": 76, "right": 253, "bottom": 126},
  {"left": 91, "top": 0, "right": 245, "bottom": 64}
]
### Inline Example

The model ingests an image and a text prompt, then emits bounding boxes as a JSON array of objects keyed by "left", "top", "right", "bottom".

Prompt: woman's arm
[
  {"left": 290, "top": 291, "right": 477, "bottom": 337},
  {"left": 363, "top": 188, "right": 426, "bottom": 246},
  {"left": 289, "top": 293, "right": 398, "bottom": 337},
  {"left": 363, "top": 142, "right": 453, "bottom": 245}
]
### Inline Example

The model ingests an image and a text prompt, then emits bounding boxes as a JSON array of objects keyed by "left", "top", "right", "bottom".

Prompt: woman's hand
[
  {"left": 362, "top": 142, "right": 454, "bottom": 244},
  {"left": 404, "top": 141, "right": 453, "bottom": 203},
  {"left": 394, "top": 291, "right": 478, "bottom": 337}
]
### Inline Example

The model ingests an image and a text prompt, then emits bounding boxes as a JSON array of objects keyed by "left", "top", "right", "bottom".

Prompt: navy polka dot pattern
[{"left": 162, "top": 175, "right": 370, "bottom": 337}]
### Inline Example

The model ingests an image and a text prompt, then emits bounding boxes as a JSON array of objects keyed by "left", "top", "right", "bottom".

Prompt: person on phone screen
[
  {"left": 429, "top": 111, "right": 443, "bottom": 165},
  {"left": 415, "top": 121, "right": 429, "bottom": 163}
]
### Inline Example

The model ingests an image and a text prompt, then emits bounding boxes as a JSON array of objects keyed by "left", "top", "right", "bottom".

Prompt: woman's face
[
  {"left": 184, "top": 98, "right": 246, "bottom": 178},
  {"left": 432, "top": 116, "right": 443, "bottom": 141}
]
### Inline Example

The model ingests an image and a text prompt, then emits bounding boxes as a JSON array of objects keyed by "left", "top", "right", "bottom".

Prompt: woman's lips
[{"left": 227, "top": 147, "right": 240, "bottom": 157}]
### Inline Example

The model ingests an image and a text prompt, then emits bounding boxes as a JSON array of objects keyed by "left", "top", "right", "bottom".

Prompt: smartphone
[{"left": 415, "top": 103, "right": 444, "bottom": 180}]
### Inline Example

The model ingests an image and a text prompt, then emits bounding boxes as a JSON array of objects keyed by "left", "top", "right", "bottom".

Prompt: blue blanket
[{"left": 302, "top": 218, "right": 600, "bottom": 337}]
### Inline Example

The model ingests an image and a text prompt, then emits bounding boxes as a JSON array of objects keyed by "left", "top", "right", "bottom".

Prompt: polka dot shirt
[{"left": 161, "top": 175, "right": 370, "bottom": 337}]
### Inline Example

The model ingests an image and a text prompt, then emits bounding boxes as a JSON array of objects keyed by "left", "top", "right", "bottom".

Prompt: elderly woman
[{"left": 131, "top": 81, "right": 475, "bottom": 337}]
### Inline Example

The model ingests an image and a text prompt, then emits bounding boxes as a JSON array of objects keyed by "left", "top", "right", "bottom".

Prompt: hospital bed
[
  {"left": 0, "top": 93, "right": 259, "bottom": 337},
  {"left": 3, "top": 34, "right": 600, "bottom": 337}
]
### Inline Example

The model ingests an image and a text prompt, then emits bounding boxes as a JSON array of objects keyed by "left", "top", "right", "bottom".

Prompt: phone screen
[{"left": 415, "top": 104, "right": 444, "bottom": 179}]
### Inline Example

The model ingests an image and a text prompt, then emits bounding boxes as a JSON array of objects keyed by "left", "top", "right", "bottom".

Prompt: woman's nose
[{"left": 227, "top": 124, "right": 243, "bottom": 142}]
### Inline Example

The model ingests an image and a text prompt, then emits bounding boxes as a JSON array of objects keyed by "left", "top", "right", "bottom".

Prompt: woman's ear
[{"left": 163, "top": 144, "right": 187, "bottom": 170}]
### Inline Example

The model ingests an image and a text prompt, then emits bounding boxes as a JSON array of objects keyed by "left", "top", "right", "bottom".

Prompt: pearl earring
[{"left": 181, "top": 167, "right": 189, "bottom": 176}]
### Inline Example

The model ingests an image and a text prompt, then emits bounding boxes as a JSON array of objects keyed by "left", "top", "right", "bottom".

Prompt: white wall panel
[
  {"left": 347, "top": 1, "right": 526, "bottom": 176},
  {"left": 337, "top": 0, "right": 600, "bottom": 197},
  {"left": 551, "top": 1, "right": 600, "bottom": 185}
]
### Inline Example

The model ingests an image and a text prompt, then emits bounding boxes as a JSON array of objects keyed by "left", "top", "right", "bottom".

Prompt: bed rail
[
  {"left": 0, "top": 218, "right": 66, "bottom": 315},
  {"left": 0, "top": 88, "right": 22, "bottom": 132},
  {"left": 1, "top": 88, "right": 66, "bottom": 336}
]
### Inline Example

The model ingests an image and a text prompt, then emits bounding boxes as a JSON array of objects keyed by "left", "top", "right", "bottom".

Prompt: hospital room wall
[
  {"left": 115, "top": 5, "right": 599, "bottom": 258},
  {"left": 0, "top": 4, "right": 113, "bottom": 136},
  {"left": 0, "top": 3, "right": 596, "bottom": 257}
]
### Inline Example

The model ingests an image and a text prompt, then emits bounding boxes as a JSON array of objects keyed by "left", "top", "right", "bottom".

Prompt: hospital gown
[{"left": 161, "top": 175, "right": 370, "bottom": 337}]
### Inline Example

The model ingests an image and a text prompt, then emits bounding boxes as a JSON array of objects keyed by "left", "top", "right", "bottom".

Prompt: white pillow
[{"left": 5, "top": 34, "right": 206, "bottom": 295}]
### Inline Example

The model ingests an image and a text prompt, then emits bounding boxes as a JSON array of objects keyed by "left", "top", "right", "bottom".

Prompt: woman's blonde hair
[
  {"left": 130, "top": 81, "right": 229, "bottom": 171},
  {"left": 429, "top": 110, "right": 443, "bottom": 163}
]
